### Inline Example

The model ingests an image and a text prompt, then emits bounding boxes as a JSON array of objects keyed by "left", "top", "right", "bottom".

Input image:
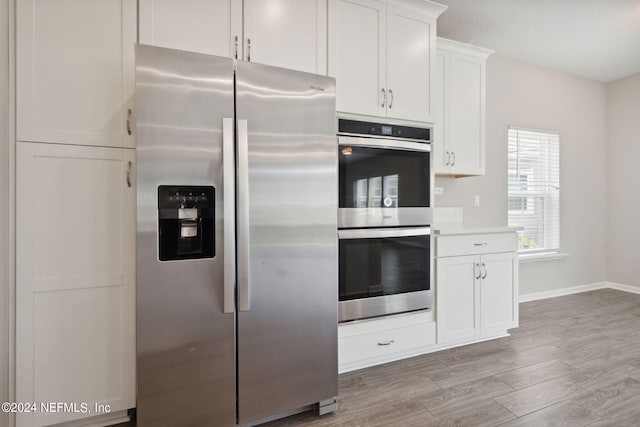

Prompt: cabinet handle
[
  {"left": 475, "top": 263, "right": 482, "bottom": 280},
  {"left": 377, "top": 340, "right": 395, "bottom": 346},
  {"left": 126, "top": 161, "right": 133, "bottom": 188},
  {"left": 234, "top": 35, "right": 239, "bottom": 59},
  {"left": 482, "top": 263, "right": 487, "bottom": 279},
  {"left": 126, "top": 109, "right": 132, "bottom": 135},
  {"left": 247, "top": 38, "right": 251, "bottom": 62},
  {"left": 388, "top": 89, "right": 394, "bottom": 109},
  {"left": 474, "top": 242, "right": 487, "bottom": 246},
  {"left": 451, "top": 152, "right": 456, "bottom": 167},
  {"left": 381, "top": 88, "right": 386, "bottom": 108},
  {"left": 445, "top": 151, "right": 450, "bottom": 166}
]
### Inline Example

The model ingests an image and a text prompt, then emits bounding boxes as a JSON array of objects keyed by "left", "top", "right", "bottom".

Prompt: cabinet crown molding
[
  {"left": 437, "top": 37, "right": 494, "bottom": 58},
  {"left": 385, "top": 0, "right": 447, "bottom": 17}
]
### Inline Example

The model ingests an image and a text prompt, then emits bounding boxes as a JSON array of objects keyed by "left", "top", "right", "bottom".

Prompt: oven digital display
[{"left": 381, "top": 125, "right": 393, "bottom": 136}]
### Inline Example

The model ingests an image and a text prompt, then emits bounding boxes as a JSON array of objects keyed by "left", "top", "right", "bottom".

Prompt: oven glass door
[
  {"left": 339, "top": 145, "right": 430, "bottom": 209},
  {"left": 338, "top": 230, "right": 430, "bottom": 301}
]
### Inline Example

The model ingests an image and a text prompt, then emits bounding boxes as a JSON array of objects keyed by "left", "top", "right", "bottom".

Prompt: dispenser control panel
[{"left": 157, "top": 185, "right": 215, "bottom": 261}]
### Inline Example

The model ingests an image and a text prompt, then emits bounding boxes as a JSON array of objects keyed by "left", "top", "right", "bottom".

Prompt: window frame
[{"left": 507, "top": 126, "right": 561, "bottom": 255}]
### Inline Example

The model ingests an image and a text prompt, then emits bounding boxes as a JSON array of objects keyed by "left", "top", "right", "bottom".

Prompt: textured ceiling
[{"left": 435, "top": 0, "right": 640, "bottom": 82}]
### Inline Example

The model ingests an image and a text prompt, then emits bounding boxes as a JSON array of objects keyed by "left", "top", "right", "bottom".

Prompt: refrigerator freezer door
[
  {"left": 135, "top": 45, "right": 236, "bottom": 426},
  {"left": 235, "top": 61, "right": 338, "bottom": 423}
]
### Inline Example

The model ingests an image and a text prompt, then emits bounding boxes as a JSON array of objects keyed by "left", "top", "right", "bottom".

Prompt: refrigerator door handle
[
  {"left": 237, "top": 119, "right": 251, "bottom": 312},
  {"left": 223, "top": 118, "right": 236, "bottom": 314}
]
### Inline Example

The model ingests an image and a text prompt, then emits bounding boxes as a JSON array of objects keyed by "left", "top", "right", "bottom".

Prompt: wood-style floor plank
[{"left": 263, "top": 289, "right": 640, "bottom": 426}]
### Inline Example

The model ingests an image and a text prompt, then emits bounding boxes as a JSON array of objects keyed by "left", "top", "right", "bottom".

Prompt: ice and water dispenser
[{"left": 157, "top": 185, "right": 215, "bottom": 261}]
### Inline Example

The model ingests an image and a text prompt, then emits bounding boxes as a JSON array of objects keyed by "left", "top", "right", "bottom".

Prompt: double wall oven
[{"left": 338, "top": 119, "right": 434, "bottom": 322}]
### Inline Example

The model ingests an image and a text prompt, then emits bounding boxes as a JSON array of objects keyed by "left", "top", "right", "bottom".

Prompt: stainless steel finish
[
  {"left": 318, "top": 398, "right": 338, "bottom": 416},
  {"left": 234, "top": 35, "right": 239, "bottom": 59},
  {"left": 381, "top": 88, "right": 386, "bottom": 108},
  {"left": 451, "top": 151, "right": 456, "bottom": 166},
  {"left": 126, "top": 108, "right": 132, "bottom": 135},
  {"left": 446, "top": 151, "right": 450, "bottom": 166},
  {"left": 338, "top": 207, "right": 432, "bottom": 228},
  {"left": 388, "top": 88, "right": 394, "bottom": 108},
  {"left": 339, "top": 291, "right": 432, "bottom": 322},
  {"left": 223, "top": 117, "right": 236, "bottom": 314},
  {"left": 377, "top": 340, "right": 395, "bottom": 346},
  {"left": 476, "top": 262, "right": 482, "bottom": 280},
  {"left": 482, "top": 262, "right": 487, "bottom": 279},
  {"left": 235, "top": 60, "right": 338, "bottom": 423},
  {"left": 178, "top": 207, "right": 198, "bottom": 219},
  {"left": 247, "top": 38, "right": 252, "bottom": 61},
  {"left": 338, "top": 134, "right": 431, "bottom": 152},
  {"left": 180, "top": 221, "right": 198, "bottom": 237},
  {"left": 338, "top": 227, "right": 430, "bottom": 240},
  {"left": 135, "top": 45, "right": 236, "bottom": 426},
  {"left": 338, "top": 131, "right": 432, "bottom": 144},
  {"left": 126, "top": 160, "right": 132, "bottom": 188},
  {"left": 237, "top": 118, "right": 251, "bottom": 312}
]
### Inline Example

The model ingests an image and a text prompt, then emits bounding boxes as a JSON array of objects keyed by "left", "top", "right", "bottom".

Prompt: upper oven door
[{"left": 338, "top": 136, "right": 432, "bottom": 228}]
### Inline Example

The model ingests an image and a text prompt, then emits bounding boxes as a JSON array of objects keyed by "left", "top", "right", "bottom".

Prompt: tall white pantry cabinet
[{"left": 16, "top": 1, "right": 137, "bottom": 426}]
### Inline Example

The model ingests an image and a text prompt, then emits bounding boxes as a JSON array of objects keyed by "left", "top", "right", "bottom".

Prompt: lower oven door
[{"left": 338, "top": 227, "right": 433, "bottom": 322}]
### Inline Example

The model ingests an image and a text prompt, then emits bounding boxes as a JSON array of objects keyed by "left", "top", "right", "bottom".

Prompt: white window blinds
[{"left": 508, "top": 127, "right": 560, "bottom": 252}]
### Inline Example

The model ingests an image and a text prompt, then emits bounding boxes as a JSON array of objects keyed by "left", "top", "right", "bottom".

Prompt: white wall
[
  {"left": 0, "top": 0, "right": 9, "bottom": 425},
  {"left": 436, "top": 55, "right": 608, "bottom": 295},
  {"left": 606, "top": 72, "right": 640, "bottom": 288}
]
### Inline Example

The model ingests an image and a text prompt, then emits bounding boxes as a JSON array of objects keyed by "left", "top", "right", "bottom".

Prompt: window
[{"left": 508, "top": 127, "right": 560, "bottom": 253}]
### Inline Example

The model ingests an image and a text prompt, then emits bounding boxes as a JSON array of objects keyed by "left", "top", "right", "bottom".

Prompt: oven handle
[
  {"left": 338, "top": 135, "right": 431, "bottom": 153},
  {"left": 338, "top": 227, "right": 431, "bottom": 240}
]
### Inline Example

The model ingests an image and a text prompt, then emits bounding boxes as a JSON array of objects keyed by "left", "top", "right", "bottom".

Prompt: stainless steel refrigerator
[{"left": 135, "top": 44, "right": 338, "bottom": 426}]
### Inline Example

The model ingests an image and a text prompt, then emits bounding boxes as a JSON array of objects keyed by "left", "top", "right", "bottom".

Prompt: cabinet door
[
  {"left": 386, "top": 5, "right": 435, "bottom": 122},
  {"left": 436, "top": 255, "right": 480, "bottom": 343},
  {"left": 17, "top": 0, "right": 136, "bottom": 148},
  {"left": 480, "top": 252, "right": 518, "bottom": 335},
  {"left": 16, "top": 142, "right": 135, "bottom": 427},
  {"left": 329, "top": 0, "right": 386, "bottom": 117},
  {"left": 245, "top": 0, "right": 327, "bottom": 74},
  {"left": 449, "top": 53, "right": 485, "bottom": 175},
  {"left": 139, "top": 0, "right": 242, "bottom": 58},
  {"left": 433, "top": 49, "right": 449, "bottom": 173}
]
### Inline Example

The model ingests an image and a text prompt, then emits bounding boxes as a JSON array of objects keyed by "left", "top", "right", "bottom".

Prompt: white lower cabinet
[
  {"left": 16, "top": 142, "right": 135, "bottom": 427},
  {"left": 338, "top": 311, "right": 436, "bottom": 373},
  {"left": 436, "top": 233, "right": 518, "bottom": 345}
]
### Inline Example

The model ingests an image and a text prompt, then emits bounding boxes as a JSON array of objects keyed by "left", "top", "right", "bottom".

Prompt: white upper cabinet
[
  {"left": 329, "top": 0, "right": 386, "bottom": 117},
  {"left": 434, "top": 38, "right": 492, "bottom": 176},
  {"left": 139, "top": 0, "right": 243, "bottom": 58},
  {"left": 329, "top": 0, "right": 445, "bottom": 123},
  {"left": 386, "top": 5, "right": 436, "bottom": 122},
  {"left": 140, "top": 0, "right": 327, "bottom": 75},
  {"left": 244, "top": 0, "right": 328, "bottom": 74},
  {"left": 17, "top": 0, "right": 136, "bottom": 148}
]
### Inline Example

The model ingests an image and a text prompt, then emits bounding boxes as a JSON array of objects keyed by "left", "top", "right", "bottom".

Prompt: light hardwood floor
[{"left": 266, "top": 289, "right": 640, "bottom": 426}]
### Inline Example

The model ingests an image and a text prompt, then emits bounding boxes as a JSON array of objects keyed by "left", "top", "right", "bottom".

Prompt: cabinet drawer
[
  {"left": 437, "top": 232, "right": 517, "bottom": 257},
  {"left": 339, "top": 321, "right": 436, "bottom": 366}
]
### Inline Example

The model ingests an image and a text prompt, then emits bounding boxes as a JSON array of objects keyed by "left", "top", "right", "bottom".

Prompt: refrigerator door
[
  {"left": 135, "top": 45, "right": 236, "bottom": 426},
  {"left": 235, "top": 61, "right": 338, "bottom": 423}
]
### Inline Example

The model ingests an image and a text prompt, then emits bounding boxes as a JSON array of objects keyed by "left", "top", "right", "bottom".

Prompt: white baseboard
[
  {"left": 519, "top": 281, "right": 640, "bottom": 303},
  {"left": 519, "top": 282, "right": 607, "bottom": 302},
  {"left": 605, "top": 282, "right": 640, "bottom": 295}
]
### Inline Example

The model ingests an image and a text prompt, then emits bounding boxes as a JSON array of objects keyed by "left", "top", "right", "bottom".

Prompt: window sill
[{"left": 518, "top": 252, "right": 570, "bottom": 264}]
